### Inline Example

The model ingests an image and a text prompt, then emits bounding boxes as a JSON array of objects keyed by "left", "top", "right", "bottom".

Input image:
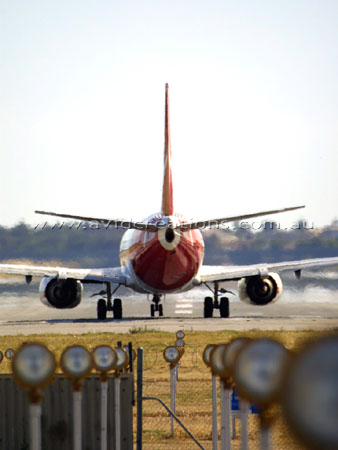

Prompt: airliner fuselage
[{"left": 119, "top": 213, "right": 204, "bottom": 294}]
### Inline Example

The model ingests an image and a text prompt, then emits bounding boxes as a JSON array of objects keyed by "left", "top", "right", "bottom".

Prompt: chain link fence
[{"left": 134, "top": 345, "right": 305, "bottom": 449}]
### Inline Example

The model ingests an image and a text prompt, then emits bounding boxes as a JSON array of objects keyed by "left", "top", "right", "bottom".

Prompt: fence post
[{"left": 137, "top": 347, "right": 143, "bottom": 450}]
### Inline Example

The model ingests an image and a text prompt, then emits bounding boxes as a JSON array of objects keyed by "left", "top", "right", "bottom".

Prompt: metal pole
[
  {"left": 136, "top": 347, "right": 143, "bottom": 450},
  {"left": 170, "top": 365, "right": 176, "bottom": 438},
  {"left": 220, "top": 380, "right": 231, "bottom": 450},
  {"left": 100, "top": 380, "right": 108, "bottom": 450},
  {"left": 240, "top": 398, "right": 249, "bottom": 450},
  {"left": 73, "top": 390, "right": 82, "bottom": 450},
  {"left": 260, "top": 425, "right": 270, "bottom": 450},
  {"left": 114, "top": 376, "right": 121, "bottom": 450},
  {"left": 29, "top": 403, "right": 41, "bottom": 450},
  {"left": 224, "top": 387, "right": 231, "bottom": 450},
  {"left": 211, "top": 374, "right": 218, "bottom": 450}
]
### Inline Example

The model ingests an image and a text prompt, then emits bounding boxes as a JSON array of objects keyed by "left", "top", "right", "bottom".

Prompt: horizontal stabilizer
[
  {"left": 175, "top": 205, "right": 305, "bottom": 231},
  {"left": 36, "top": 204, "right": 304, "bottom": 232}
]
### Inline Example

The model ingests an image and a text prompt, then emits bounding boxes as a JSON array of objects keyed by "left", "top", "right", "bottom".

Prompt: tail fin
[{"left": 161, "top": 83, "right": 174, "bottom": 216}]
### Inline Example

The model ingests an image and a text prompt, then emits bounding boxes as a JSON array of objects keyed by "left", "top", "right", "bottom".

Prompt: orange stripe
[{"left": 161, "top": 83, "right": 174, "bottom": 216}]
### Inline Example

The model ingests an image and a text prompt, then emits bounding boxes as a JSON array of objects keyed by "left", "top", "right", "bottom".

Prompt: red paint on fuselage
[{"left": 119, "top": 214, "right": 204, "bottom": 292}]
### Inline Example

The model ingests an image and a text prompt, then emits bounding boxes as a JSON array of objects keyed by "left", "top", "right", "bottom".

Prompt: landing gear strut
[
  {"left": 150, "top": 294, "right": 163, "bottom": 317},
  {"left": 95, "top": 283, "right": 123, "bottom": 320},
  {"left": 203, "top": 281, "right": 232, "bottom": 318}
]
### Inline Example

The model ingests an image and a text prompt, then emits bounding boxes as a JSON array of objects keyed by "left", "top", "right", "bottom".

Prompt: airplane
[{"left": 1, "top": 83, "right": 338, "bottom": 320}]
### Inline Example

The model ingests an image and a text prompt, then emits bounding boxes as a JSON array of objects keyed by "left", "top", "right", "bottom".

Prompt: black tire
[
  {"left": 220, "top": 297, "right": 229, "bottom": 318},
  {"left": 113, "top": 298, "right": 122, "bottom": 320},
  {"left": 204, "top": 297, "right": 213, "bottom": 318},
  {"left": 159, "top": 304, "right": 163, "bottom": 317},
  {"left": 97, "top": 298, "right": 107, "bottom": 320},
  {"left": 150, "top": 304, "right": 155, "bottom": 317}
]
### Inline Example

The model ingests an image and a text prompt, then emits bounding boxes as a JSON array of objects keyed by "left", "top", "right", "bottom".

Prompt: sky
[{"left": 1, "top": 0, "right": 338, "bottom": 229}]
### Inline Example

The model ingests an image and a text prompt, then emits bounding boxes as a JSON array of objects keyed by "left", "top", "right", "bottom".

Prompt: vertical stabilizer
[{"left": 161, "top": 83, "right": 174, "bottom": 216}]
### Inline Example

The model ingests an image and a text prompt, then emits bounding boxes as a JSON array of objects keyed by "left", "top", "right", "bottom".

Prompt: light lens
[
  {"left": 233, "top": 338, "right": 289, "bottom": 407},
  {"left": 93, "top": 346, "right": 117, "bottom": 372},
  {"left": 12, "top": 343, "right": 55, "bottom": 388},
  {"left": 176, "top": 339, "right": 185, "bottom": 348},
  {"left": 176, "top": 330, "right": 185, "bottom": 339},
  {"left": 5, "top": 349, "right": 15, "bottom": 360},
  {"left": 115, "top": 347, "right": 128, "bottom": 370},
  {"left": 163, "top": 346, "right": 180, "bottom": 364},
  {"left": 203, "top": 344, "right": 215, "bottom": 367},
  {"left": 283, "top": 336, "right": 338, "bottom": 449},
  {"left": 210, "top": 344, "right": 227, "bottom": 378},
  {"left": 223, "top": 338, "right": 250, "bottom": 376},
  {"left": 61, "top": 345, "right": 93, "bottom": 379},
  {"left": 123, "top": 345, "right": 137, "bottom": 361}
]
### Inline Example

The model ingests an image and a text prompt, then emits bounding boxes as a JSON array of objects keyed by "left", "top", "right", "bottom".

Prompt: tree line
[{"left": 0, "top": 220, "right": 338, "bottom": 267}]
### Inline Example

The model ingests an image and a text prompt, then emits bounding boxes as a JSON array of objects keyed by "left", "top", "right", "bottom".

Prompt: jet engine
[
  {"left": 39, "top": 276, "right": 83, "bottom": 309},
  {"left": 238, "top": 273, "right": 283, "bottom": 305}
]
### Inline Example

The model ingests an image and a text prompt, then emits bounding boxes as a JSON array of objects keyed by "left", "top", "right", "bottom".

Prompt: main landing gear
[
  {"left": 150, "top": 294, "right": 163, "bottom": 317},
  {"left": 203, "top": 282, "right": 233, "bottom": 318},
  {"left": 93, "top": 283, "right": 123, "bottom": 320}
]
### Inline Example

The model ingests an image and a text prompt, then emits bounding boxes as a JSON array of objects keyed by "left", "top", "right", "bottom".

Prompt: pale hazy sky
[{"left": 1, "top": 0, "right": 338, "bottom": 228}]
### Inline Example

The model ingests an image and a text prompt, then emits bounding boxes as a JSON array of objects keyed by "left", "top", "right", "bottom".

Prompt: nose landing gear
[{"left": 150, "top": 294, "right": 163, "bottom": 317}]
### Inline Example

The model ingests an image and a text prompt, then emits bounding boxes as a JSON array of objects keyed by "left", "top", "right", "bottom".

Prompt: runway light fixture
[
  {"left": 93, "top": 345, "right": 117, "bottom": 373},
  {"left": 175, "top": 338, "right": 185, "bottom": 348},
  {"left": 114, "top": 347, "right": 129, "bottom": 371},
  {"left": 123, "top": 345, "right": 137, "bottom": 362},
  {"left": 223, "top": 337, "right": 251, "bottom": 378},
  {"left": 163, "top": 346, "right": 181, "bottom": 366},
  {"left": 60, "top": 345, "right": 93, "bottom": 381},
  {"left": 176, "top": 330, "right": 185, "bottom": 339},
  {"left": 12, "top": 343, "right": 56, "bottom": 389},
  {"left": 233, "top": 338, "right": 290, "bottom": 408},
  {"left": 12, "top": 342, "right": 56, "bottom": 450},
  {"left": 210, "top": 344, "right": 229, "bottom": 380},
  {"left": 202, "top": 344, "right": 215, "bottom": 368},
  {"left": 0, "top": 351, "right": 3, "bottom": 363},
  {"left": 5, "top": 348, "right": 15, "bottom": 360},
  {"left": 282, "top": 336, "right": 338, "bottom": 450}
]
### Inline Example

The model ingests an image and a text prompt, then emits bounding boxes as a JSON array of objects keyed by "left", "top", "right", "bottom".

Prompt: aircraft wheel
[
  {"left": 113, "top": 298, "right": 122, "bottom": 320},
  {"left": 97, "top": 299, "right": 107, "bottom": 320},
  {"left": 220, "top": 297, "right": 229, "bottom": 318},
  {"left": 150, "top": 304, "right": 155, "bottom": 317},
  {"left": 204, "top": 297, "right": 213, "bottom": 318},
  {"left": 159, "top": 304, "right": 163, "bottom": 317}
]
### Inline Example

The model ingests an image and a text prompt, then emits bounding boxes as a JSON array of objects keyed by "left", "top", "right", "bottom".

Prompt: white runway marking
[{"left": 175, "top": 300, "right": 193, "bottom": 314}]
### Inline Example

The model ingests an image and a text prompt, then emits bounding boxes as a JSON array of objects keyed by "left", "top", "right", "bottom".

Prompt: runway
[{"left": 0, "top": 282, "right": 338, "bottom": 334}]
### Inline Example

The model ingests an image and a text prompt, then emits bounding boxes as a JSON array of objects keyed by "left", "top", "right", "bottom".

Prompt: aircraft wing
[
  {"left": 196, "top": 256, "right": 338, "bottom": 283},
  {"left": 0, "top": 263, "right": 126, "bottom": 284}
]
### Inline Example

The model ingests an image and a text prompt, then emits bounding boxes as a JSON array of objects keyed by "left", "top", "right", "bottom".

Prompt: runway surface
[{"left": 0, "top": 282, "right": 338, "bottom": 334}]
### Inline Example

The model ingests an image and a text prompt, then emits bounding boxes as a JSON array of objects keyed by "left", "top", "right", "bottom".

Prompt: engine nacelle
[
  {"left": 238, "top": 272, "right": 283, "bottom": 305},
  {"left": 39, "top": 276, "right": 83, "bottom": 309}
]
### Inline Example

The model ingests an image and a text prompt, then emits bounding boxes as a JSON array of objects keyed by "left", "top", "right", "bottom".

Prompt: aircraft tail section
[{"left": 161, "top": 83, "right": 174, "bottom": 216}]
